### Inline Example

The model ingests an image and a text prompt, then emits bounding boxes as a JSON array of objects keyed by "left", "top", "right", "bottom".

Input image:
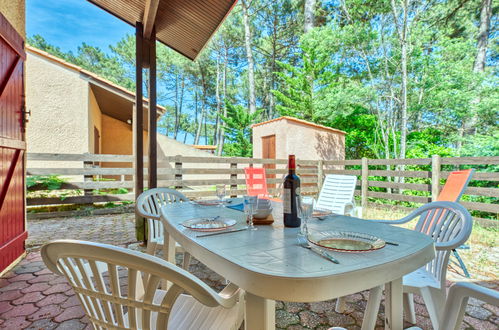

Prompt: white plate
[
  {"left": 182, "top": 217, "right": 237, "bottom": 232},
  {"left": 308, "top": 231, "right": 385, "bottom": 252}
]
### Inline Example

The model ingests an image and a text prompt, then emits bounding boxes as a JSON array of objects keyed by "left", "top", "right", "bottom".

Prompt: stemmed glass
[
  {"left": 243, "top": 195, "right": 258, "bottom": 231},
  {"left": 298, "top": 196, "right": 315, "bottom": 237},
  {"left": 216, "top": 184, "right": 226, "bottom": 207}
]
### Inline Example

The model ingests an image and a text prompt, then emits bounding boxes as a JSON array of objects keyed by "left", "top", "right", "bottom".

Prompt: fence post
[
  {"left": 361, "top": 157, "right": 368, "bottom": 217},
  {"left": 230, "top": 160, "right": 238, "bottom": 198},
  {"left": 317, "top": 160, "right": 324, "bottom": 193},
  {"left": 83, "top": 160, "right": 93, "bottom": 196},
  {"left": 174, "top": 155, "right": 183, "bottom": 190},
  {"left": 431, "top": 154, "right": 441, "bottom": 202}
]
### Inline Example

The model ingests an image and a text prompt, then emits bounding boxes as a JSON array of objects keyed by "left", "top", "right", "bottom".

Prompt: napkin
[{"left": 226, "top": 203, "right": 244, "bottom": 212}]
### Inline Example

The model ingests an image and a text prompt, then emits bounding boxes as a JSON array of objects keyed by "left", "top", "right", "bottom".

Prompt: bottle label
[{"left": 283, "top": 188, "right": 291, "bottom": 213}]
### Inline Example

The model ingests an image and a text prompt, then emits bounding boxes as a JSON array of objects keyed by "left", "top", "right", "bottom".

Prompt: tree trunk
[
  {"left": 217, "top": 47, "right": 228, "bottom": 156},
  {"left": 241, "top": 0, "right": 257, "bottom": 114},
  {"left": 473, "top": 0, "right": 492, "bottom": 73},
  {"left": 459, "top": 0, "right": 494, "bottom": 150},
  {"left": 304, "top": 0, "right": 316, "bottom": 33},
  {"left": 177, "top": 76, "right": 185, "bottom": 139},
  {"left": 391, "top": 0, "right": 409, "bottom": 161},
  {"left": 214, "top": 53, "right": 221, "bottom": 146},
  {"left": 194, "top": 64, "right": 207, "bottom": 145},
  {"left": 173, "top": 70, "right": 179, "bottom": 139}
]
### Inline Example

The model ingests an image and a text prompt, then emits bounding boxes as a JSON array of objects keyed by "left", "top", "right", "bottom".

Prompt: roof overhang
[
  {"left": 27, "top": 46, "right": 164, "bottom": 129},
  {"left": 89, "top": 82, "right": 157, "bottom": 130},
  {"left": 86, "top": 0, "right": 238, "bottom": 60}
]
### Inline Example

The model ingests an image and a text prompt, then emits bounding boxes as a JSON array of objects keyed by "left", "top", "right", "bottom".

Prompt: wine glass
[
  {"left": 243, "top": 195, "right": 258, "bottom": 230},
  {"left": 216, "top": 184, "right": 226, "bottom": 207},
  {"left": 298, "top": 196, "right": 315, "bottom": 237}
]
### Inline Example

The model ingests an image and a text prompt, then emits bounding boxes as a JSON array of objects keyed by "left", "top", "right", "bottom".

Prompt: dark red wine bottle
[{"left": 283, "top": 155, "right": 301, "bottom": 227}]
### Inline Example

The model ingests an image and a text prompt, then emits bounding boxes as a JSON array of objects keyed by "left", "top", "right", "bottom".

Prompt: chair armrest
[
  {"left": 362, "top": 205, "right": 432, "bottom": 225},
  {"left": 218, "top": 283, "right": 245, "bottom": 308},
  {"left": 341, "top": 201, "right": 356, "bottom": 216},
  {"left": 135, "top": 206, "right": 159, "bottom": 220},
  {"left": 362, "top": 216, "right": 413, "bottom": 225}
]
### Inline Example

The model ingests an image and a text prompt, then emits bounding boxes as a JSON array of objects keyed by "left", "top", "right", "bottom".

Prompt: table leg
[
  {"left": 161, "top": 229, "right": 176, "bottom": 289},
  {"left": 384, "top": 277, "right": 403, "bottom": 330},
  {"left": 245, "top": 292, "right": 275, "bottom": 330},
  {"left": 162, "top": 229, "right": 176, "bottom": 263},
  {"left": 361, "top": 285, "right": 383, "bottom": 330}
]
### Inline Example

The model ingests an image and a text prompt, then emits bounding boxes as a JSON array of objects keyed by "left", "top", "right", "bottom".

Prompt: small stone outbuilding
[{"left": 252, "top": 116, "right": 345, "bottom": 161}]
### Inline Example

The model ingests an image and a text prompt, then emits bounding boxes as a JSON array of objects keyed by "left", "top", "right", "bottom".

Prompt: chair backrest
[
  {"left": 409, "top": 202, "right": 473, "bottom": 289},
  {"left": 437, "top": 169, "right": 474, "bottom": 202},
  {"left": 244, "top": 167, "right": 269, "bottom": 197},
  {"left": 42, "top": 240, "right": 239, "bottom": 330},
  {"left": 136, "top": 188, "right": 189, "bottom": 242},
  {"left": 316, "top": 174, "right": 357, "bottom": 214}
]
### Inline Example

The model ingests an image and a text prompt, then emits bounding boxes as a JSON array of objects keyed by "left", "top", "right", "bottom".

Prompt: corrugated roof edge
[
  {"left": 26, "top": 45, "right": 166, "bottom": 113},
  {"left": 251, "top": 116, "right": 346, "bottom": 135}
]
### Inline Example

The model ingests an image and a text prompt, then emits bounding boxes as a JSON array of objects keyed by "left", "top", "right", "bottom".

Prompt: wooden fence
[{"left": 26, "top": 153, "right": 498, "bottom": 226}]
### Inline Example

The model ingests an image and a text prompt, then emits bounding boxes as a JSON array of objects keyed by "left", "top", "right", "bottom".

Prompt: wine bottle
[{"left": 283, "top": 155, "right": 301, "bottom": 227}]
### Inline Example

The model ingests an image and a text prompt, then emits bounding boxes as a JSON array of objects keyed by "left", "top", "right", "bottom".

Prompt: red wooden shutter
[{"left": 0, "top": 13, "right": 27, "bottom": 273}]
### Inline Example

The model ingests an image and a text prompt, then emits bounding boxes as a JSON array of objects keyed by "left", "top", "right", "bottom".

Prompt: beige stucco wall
[
  {"left": 100, "top": 114, "right": 148, "bottom": 156},
  {"left": 252, "top": 118, "right": 345, "bottom": 161},
  {"left": 0, "top": 0, "right": 25, "bottom": 38},
  {"left": 252, "top": 120, "right": 287, "bottom": 160},
  {"left": 26, "top": 52, "right": 90, "bottom": 174},
  {"left": 88, "top": 88, "right": 102, "bottom": 153}
]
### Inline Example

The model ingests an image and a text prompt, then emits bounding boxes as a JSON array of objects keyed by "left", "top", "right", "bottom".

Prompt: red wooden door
[
  {"left": 262, "top": 135, "right": 276, "bottom": 189},
  {"left": 0, "top": 13, "right": 27, "bottom": 273}
]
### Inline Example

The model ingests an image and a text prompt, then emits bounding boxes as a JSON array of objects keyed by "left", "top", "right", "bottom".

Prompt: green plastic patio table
[{"left": 160, "top": 201, "right": 435, "bottom": 330}]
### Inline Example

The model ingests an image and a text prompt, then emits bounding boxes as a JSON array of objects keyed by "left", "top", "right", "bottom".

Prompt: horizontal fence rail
[{"left": 26, "top": 153, "right": 498, "bottom": 226}]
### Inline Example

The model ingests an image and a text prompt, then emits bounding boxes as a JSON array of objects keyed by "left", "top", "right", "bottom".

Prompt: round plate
[
  {"left": 182, "top": 217, "right": 237, "bottom": 232},
  {"left": 308, "top": 231, "right": 386, "bottom": 252}
]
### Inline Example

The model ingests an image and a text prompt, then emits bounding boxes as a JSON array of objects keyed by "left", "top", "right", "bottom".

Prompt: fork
[{"left": 296, "top": 235, "right": 340, "bottom": 264}]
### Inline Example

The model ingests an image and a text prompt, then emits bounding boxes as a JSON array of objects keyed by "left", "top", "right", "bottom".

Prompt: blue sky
[{"left": 27, "top": 0, "right": 132, "bottom": 54}]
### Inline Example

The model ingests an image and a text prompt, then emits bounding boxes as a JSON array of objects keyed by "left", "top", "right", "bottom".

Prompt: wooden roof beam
[{"left": 143, "top": 0, "right": 160, "bottom": 40}]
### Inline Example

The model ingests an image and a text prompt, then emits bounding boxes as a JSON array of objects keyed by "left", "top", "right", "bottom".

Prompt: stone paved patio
[{"left": 0, "top": 213, "right": 497, "bottom": 329}]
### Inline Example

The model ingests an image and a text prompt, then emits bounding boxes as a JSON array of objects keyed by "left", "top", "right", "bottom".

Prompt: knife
[
  {"left": 303, "top": 244, "right": 340, "bottom": 264},
  {"left": 196, "top": 227, "right": 248, "bottom": 237}
]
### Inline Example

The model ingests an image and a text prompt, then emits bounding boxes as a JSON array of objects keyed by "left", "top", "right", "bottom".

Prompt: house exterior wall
[
  {"left": 26, "top": 52, "right": 90, "bottom": 174},
  {"left": 286, "top": 121, "right": 345, "bottom": 161},
  {"left": 252, "top": 118, "right": 345, "bottom": 161},
  {"left": 88, "top": 88, "right": 102, "bottom": 153},
  {"left": 252, "top": 119, "right": 288, "bottom": 160},
  {"left": 0, "top": 0, "right": 25, "bottom": 38},
  {"left": 100, "top": 114, "right": 148, "bottom": 178}
]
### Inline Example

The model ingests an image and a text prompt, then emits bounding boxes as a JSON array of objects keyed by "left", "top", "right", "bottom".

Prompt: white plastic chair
[
  {"left": 359, "top": 201, "right": 473, "bottom": 329},
  {"left": 407, "top": 281, "right": 499, "bottom": 330},
  {"left": 136, "top": 188, "right": 189, "bottom": 267},
  {"left": 42, "top": 240, "right": 245, "bottom": 330},
  {"left": 335, "top": 282, "right": 498, "bottom": 330},
  {"left": 316, "top": 174, "right": 357, "bottom": 216}
]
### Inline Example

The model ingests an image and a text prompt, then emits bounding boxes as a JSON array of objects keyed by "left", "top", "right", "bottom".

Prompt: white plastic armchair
[
  {"left": 407, "top": 281, "right": 499, "bottom": 330},
  {"left": 359, "top": 201, "right": 473, "bottom": 329},
  {"left": 136, "top": 188, "right": 189, "bottom": 264},
  {"left": 334, "top": 282, "right": 498, "bottom": 330},
  {"left": 316, "top": 174, "right": 358, "bottom": 216},
  {"left": 42, "top": 240, "right": 245, "bottom": 330}
]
